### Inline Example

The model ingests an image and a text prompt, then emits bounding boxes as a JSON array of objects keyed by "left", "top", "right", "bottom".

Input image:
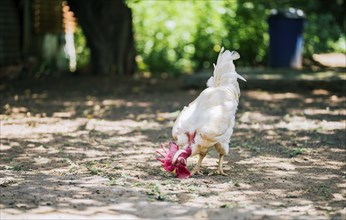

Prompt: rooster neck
[
  {"left": 184, "top": 145, "right": 192, "bottom": 156},
  {"left": 185, "top": 131, "right": 196, "bottom": 144}
]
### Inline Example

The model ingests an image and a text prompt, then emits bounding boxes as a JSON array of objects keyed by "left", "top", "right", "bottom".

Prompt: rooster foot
[
  {"left": 216, "top": 168, "right": 227, "bottom": 176},
  {"left": 207, "top": 169, "right": 227, "bottom": 176},
  {"left": 216, "top": 154, "right": 227, "bottom": 176}
]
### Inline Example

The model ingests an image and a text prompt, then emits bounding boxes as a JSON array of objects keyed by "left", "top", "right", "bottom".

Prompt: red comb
[{"left": 156, "top": 142, "right": 191, "bottom": 178}]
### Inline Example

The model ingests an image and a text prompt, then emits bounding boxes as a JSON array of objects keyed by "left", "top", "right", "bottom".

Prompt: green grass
[
  {"left": 146, "top": 182, "right": 166, "bottom": 201},
  {"left": 6, "top": 162, "right": 28, "bottom": 171},
  {"left": 85, "top": 161, "right": 101, "bottom": 175},
  {"left": 243, "top": 142, "right": 260, "bottom": 153},
  {"left": 307, "top": 184, "right": 332, "bottom": 200},
  {"left": 284, "top": 148, "right": 305, "bottom": 158}
]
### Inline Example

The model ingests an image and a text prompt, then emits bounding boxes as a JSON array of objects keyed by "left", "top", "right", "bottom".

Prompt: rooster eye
[{"left": 179, "top": 157, "right": 186, "bottom": 166}]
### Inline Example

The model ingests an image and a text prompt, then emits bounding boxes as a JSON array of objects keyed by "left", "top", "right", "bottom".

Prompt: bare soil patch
[{"left": 0, "top": 75, "right": 345, "bottom": 219}]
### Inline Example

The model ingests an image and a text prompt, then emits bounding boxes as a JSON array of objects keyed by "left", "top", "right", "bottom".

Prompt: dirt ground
[{"left": 0, "top": 75, "right": 345, "bottom": 219}]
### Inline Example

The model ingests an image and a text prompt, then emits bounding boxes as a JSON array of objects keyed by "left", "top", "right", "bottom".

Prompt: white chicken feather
[{"left": 172, "top": 47, "right": 246, "bottom": 176}]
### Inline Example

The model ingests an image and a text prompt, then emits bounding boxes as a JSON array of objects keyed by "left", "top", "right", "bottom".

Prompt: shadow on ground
[{"left": 0, "top": 75, "right": 345, "bottom": 219}]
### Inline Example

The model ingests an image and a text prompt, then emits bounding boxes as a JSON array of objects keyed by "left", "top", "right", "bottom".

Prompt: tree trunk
[{"left": 68, "top": 0, "right": 136, "bottom": 75}]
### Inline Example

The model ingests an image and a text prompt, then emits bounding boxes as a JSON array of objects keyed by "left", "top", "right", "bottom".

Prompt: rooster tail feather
[
  {"left": 207, "top": 48, "right": 245, "bottom": 88},
  {"left": 230, "top": 51, "right": 240, "bottom": 60}
]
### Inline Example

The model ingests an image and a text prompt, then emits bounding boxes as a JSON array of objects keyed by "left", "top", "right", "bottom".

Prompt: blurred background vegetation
[
  {"left": 74, "top": 26, "right": 91, "bottom": 70},
  {"left": 128, "top": 0, "right": 345, "bottom": 74},
  {"left": 63, "top": 0, "right": 346, "bottom": 76},
  {"left": 0, "top": 0, "right": 344, "bottom": 79}
]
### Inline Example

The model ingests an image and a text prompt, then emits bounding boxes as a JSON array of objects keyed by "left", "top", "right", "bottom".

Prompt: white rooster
[{"left": 157, "top": 48, "right": 246, "bottom": 178}]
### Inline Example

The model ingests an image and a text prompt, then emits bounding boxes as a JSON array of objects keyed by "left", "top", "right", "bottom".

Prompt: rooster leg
[
  {"left": 190, "top": 153, "right": 206, "bottom": 176},
  {"left": 216, "top": 154, "right": 227, "bottom": 176}
]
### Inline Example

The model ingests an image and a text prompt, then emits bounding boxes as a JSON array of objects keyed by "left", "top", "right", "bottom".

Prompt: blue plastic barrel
[{"left": 268, "top": 8, "right": 305, "bottom": 68}]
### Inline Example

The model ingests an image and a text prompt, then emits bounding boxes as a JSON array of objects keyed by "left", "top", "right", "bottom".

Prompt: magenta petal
[{"left": 176, "top": 165, "right": 190, "bottom": 179}]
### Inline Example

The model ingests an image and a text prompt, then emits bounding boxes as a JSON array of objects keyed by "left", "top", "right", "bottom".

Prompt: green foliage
[
  {"left": 128, "top": 1, "right": 201, "bottom": 75},
  {"left": 223, "top": 1, "right": 269, "bottom": 66},
  {"left": 125, "top": 1, "right": 345, "bottom": 75},
  {"left": 304, "top": 13, "right": 345, "bottom": 56},
  {"left": 126, "top": 0, "right": 344, "bottom": 75},
  {"left": 74, "top": 26, "right": 90, "bottom": 69}
]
